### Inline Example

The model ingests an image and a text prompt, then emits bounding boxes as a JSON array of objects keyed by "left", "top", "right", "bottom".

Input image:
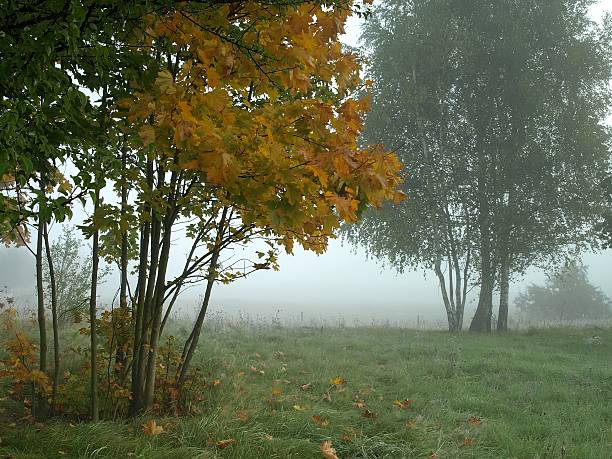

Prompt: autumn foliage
[{"left": 125, "top": 2, "right": 403, "bottom": 253}]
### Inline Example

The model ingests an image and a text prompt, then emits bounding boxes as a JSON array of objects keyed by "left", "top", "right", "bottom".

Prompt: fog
[{"left": 1, "top": 1, "right": 611, "bottom": 327}]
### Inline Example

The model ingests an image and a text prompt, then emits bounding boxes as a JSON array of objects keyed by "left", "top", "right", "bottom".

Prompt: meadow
[{"left": 0, "top": 324, "right": 610, "bottom": 458}]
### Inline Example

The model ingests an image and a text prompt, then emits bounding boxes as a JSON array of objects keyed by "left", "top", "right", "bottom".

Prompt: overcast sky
[{"left": 1, "top": 1, "right": 611, "bottom": 327}]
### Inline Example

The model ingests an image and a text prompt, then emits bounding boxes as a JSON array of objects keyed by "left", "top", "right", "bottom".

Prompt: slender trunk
[
  {"left": 116, "top": 147, "right": 129, "bottom": 379},
  {"left": 459, "top": 246, "right": 471, "bottom": 329},
  {"left": 43, "top": 222, "right": 60, "bottom": 412},
  {"left": 142, "top": 164, "right": 181, "bottom": 410},
  {"left": 433, "top": 259, "right": 458, "bottom": 332},
  {"left": 130, "top": 218, "right": 150, "bottom": 415},
  {"left": 177, "top": 207, "right": 228, "bottom": 386},
  {"left": 35, "top": 176, "right": 48, "bottom": 420},
  {"left": 143, "top": 201, "right": 178, "bottom": 409},
  {"left": 89, "top": 188, "right": 101, "bottom": 422}
]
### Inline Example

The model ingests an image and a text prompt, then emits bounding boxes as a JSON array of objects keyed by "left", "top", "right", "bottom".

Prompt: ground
[{"left": 0, "top": 326, "right": 610, "bottom": 458}]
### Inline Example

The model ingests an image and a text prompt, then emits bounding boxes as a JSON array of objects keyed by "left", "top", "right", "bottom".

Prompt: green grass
[{"left": 0, "top": 326, "right": 610, "bottom": 458}]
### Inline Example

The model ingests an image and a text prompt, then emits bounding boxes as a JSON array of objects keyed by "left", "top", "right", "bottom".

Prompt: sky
[{"left": 1, "top": 1, "right": 611, "bottom": 327}]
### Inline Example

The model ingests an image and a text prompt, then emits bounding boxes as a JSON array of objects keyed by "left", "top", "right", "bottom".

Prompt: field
[{"left": 0, "top": 325, "right": 610, "bottom": 458}]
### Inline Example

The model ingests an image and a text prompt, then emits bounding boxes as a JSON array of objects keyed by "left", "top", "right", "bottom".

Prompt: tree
[
  {"left": 345, "top": 0, "right": 611, "bottom": 332},
  {"left": 120, "top": 1, "right": 402, "bottom": 414},
  {"left": 516, "top": 260, "right": 612, "bottom": 323},
  {"left": 42, "top": 226, "right": 110, "bottom": 324},
  {"left": 343, "top": 0, "right": 475, "bottom": 331}
]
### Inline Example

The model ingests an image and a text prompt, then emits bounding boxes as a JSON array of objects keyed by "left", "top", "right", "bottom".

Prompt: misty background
[{"left": 1, "top": 1, "right": 611, "bottom": 326}]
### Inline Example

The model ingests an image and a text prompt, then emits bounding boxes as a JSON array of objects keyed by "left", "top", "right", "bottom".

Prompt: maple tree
[{"left": 1, "top": 0, "right": 402, "bottom": 420}]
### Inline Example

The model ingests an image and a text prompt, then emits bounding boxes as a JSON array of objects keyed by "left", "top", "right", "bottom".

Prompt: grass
[{"left": 0, "top": 325, "right": 610, "bottom": 458}]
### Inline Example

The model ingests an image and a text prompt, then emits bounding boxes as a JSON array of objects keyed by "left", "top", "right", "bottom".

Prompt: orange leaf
[
  {"left": 461, "top": 437, "right": 476, "bottom": 447},
  {"left": 312, "top": 415, "right": 330, "bottom": 427},
  {"left": 319, "top": 440, "right": 339, "bottom": 459},
  {"left": 216, "top": 439, "right": 236, "bottom": 449},
  {"left": 361, "top": 409, "right": 377, "bottom": 419},
  {"left": 467, "top": 416, "right": 482, "bottom": 426},
  {"left": 142, "top": 419, "right": 164, "bottom": 436}
]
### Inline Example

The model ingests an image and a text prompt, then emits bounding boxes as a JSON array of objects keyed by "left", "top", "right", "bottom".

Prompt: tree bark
[
  {"left": 433, "top": 259, "right": 459, "bottom": 332},
  {"left": 497, "top": 252, "right": 510, "bottom": 331},
  {"left": 116, "top": 147, "right": 129, "bottom": 379},
  {"left": 34, "top": 175, "right": 48, "bottom": 420},
  {"left": 470, "top": 240, "right": 494, "bottom": 332},
  {"left": 43, "top": 222, "right": 60, "bottom": 412},
  {"left": 89, "top": 187, "right": 100, "bottom": 422}
]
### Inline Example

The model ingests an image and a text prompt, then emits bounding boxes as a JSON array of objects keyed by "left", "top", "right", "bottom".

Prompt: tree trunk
[
  {"left": 89, "top": 188, "right": 100, "bottom": 422},
  {"left": 433, "top": 260, "right": 459, "bottom": 332},
  {"left": 141, "top": 164, "right": 180, "bottom": 411},
  {"left": 143, "top": 204, "right": 177, "bottom": 410},
  {"left": 116, "top": 147, "right": 129, "bottom": 380},
  {"left": 470, "top": 242, "right": 494, "bottom": 332},
  {"left": 43, "top": 222, "right": 60, "bottom": 413},
  {"left": 177, "top": 207, "right": 228, "bottom": 387},
  {"left": 497, "top": 253, "right": 510, "bottom": 331},
  {"left": 130, "top": 160, "right": 154, "bottom": 416},
  {"left": 34, "top": 176, "right": 48, "bottom": 420}
]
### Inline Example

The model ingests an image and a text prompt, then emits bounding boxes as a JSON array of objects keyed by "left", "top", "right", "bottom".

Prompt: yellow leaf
[
  {"left": 329, "top": 377, "right": 346, "bottom": 386},
  {"left": 155, "top": 69, "right": 175, "bottom": 94},
  {"left": 319, "top": 440, "right": 339, "bottom": 459},
  {"left": 393, "top": 399, "right": 413, "bottom": 409},
  {"left": 271, "top": 387, "right": 283, "bottom": 396},
  {"left": 292, "top": 404, "right": 306, "bottom": 411}
]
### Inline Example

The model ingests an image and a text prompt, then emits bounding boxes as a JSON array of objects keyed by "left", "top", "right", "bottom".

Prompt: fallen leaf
[
  {"left": 211, "top": 379, "right": 221, "bottom": 386},
  {"left": 312, "top": 415, "right": 330, "bottom": 427},
  {"left": 274, "top": 351, "right": 285, "bottom": 359},
  {"left": 330, "top": 377, "right": 346, "bottom": 386},
  {"left": 235, "top": 411, "right": 249, "bottom": 422},
  {"left": 405, "top": 419, "right": 417, "bottom": 429},
  {"left": 263, "top": 434, "right": 273, "bottom": 441},
  {"left": 271, "top": 387, "right": 283, "bottom": 396},
  {"left": 216, "top": 439, "right": 236, "bottom": 449},
  {"left": 237, "top": 371, "right": 246, "bottom": 377},
  {"left": 142, "top": 420, "right": 164, "bottom": 436},
  {"left": 426, "top": 453, "right": 439, "bottom": 459},
  {"left": 319, "top": 440, "right": 339, "bottom": 459},
  {"left": 353, "top": 399, "right": 366, "bottom": 409},
  {"left": 393, "top": 399, "right": 413, "bottom": 409},
  {"left": 467, "top": 416, "right": 482, "bottom": 426},
  {"left": 461, "top": 437, "right": 476, "bottom": 447},
  {"left": 293, "top": 404, "right": 306, "bottom": 412},
  {"left": 300, "top": 383, "right": 312, "bottom": 391},
  {"left": 361, "top": 409, "right": 377, "bottom": 419},
  {"left": 322, "top": 392, "right": 332, "bottom": 402}
]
